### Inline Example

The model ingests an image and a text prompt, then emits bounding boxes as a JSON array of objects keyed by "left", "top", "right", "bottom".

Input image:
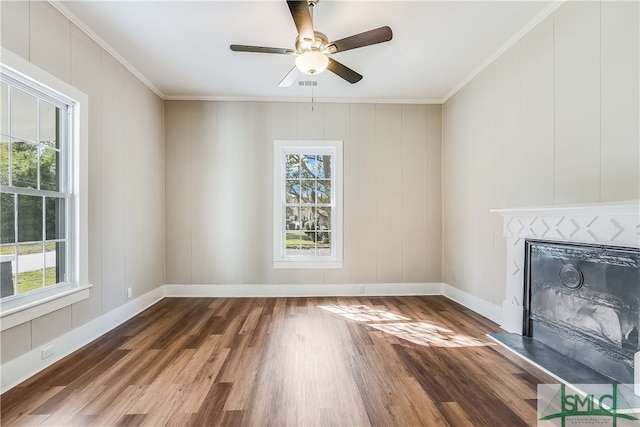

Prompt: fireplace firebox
[{"left": 523, "top": 240, "right": 640, "bottom": 383}]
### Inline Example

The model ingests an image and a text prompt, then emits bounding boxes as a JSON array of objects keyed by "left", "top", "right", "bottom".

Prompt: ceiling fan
[{"left": 230, "top": 0, "right": 392, "bottom": 87}]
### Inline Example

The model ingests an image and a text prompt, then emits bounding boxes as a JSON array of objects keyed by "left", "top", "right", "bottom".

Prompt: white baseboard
[
  {"left": 2, "top": 282, "right": 496, "bottom": 394},
  {"left": 442, "top": 283, "right": 502, "bottom": 325},
  {"left": 1, "top": 286, "right": 164, "bottom": 394},
  {"left": 164, "top": 283, "right": 444, "bottom": 298}
]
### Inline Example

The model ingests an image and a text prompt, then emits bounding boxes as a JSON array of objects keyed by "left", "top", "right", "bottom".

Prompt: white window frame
[
  {"left": 273, "top": 140, "right": 343, "bottom": 269},
  {"left": 0, "top": 48, "right": 90, "bottom": 331}
]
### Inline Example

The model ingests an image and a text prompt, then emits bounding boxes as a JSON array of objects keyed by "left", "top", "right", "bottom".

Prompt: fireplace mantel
[{"left": 491, "top": 201, "right": 640, "bottom": 333}]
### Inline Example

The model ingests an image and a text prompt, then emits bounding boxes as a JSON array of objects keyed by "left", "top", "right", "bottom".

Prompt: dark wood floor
[{"left": 1, "top": 296, "right": 555, "bottom": 426}]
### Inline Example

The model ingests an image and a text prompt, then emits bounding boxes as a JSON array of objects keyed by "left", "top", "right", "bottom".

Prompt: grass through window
[{"left": 17, "top": 267, "right": 57, "bottom": 293}]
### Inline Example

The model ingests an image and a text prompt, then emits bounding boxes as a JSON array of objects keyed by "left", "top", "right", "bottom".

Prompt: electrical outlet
[
  {"left": 127, "top": 288, "right": 132, "bottom": 298},
  {"left": 41, "top": 345, "right": 55, "bottom": 360},
  {"left": 358, "top": 285, "right": 365, "bottom": 294}
]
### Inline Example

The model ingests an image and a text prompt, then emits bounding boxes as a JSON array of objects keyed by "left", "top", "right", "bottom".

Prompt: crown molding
[
  {"left": 48, "top": 0, "right": 166, "bottom": 100},
  {"left": 163, "top": 95, "right": 443, "bottom": 104}
]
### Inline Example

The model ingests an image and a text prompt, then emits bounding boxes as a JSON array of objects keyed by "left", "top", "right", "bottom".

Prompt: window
[
  {"left": 273, "top": 140, "right": 343, "bottom": 269},
  {"left": 1, "top": 74, "right": 69, "bottom": 299},
  {"left": 0, "top": 48, "right": 89, "bottom": 330}
]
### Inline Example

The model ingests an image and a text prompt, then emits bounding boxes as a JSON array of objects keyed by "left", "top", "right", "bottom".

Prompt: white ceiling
[{"left": 56, "top": 1, "right": 558, "bottom": 103}]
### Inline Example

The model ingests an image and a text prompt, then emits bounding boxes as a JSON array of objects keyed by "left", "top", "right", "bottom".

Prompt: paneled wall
[
  {"left": 442, "top": 1, "right": 640, "bottom": 306},
  {"left": 0, "top": 1, "right": 165, "bottom": 363},
  {"left": 165, "top": 102, "right": 442, "bottom": 285}
]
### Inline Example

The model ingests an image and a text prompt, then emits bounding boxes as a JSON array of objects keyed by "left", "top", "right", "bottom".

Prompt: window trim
[
  {"left": 273, "top": 140, "right": 343, "bottom": 269},
  {"left": 0, "top": 48, "right": 90, "bottom": 331}
]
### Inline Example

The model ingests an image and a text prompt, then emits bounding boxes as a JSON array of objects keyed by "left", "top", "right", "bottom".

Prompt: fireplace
[
  {"left": 523, "top": 240, "right": 639, "bottom": 383},
  {"left": 491, "top": 202, "right": 640, "bottom": 389}
]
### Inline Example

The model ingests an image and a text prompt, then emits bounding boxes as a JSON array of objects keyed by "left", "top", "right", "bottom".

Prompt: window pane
[
  {"left": 17, "top": 195, "right": 43, "bottom": 242},
  {"left": 45, "top": 197, "right": 65, "bottom": 240},
  {"left": 318, "top": 232, "right": 332, "bottom": 256},
  {"left": 45, "top": 241, "right": 65, "bottom": 286},
  {"left": 310, "top": 155, "right": 328, "bottom": 179},
  {"left": 12, "top": 141, "right": 38, "bottom": 188},
  {"left": 300, "top": 155, "right": 315, "bottom": 178},
  {"left": 39, "top": 101, "right": 58, "bottom": 149},
  {"left": 307, "top": 232, "right": 318, "bottom": 256},
  {"left": 300, "top": 206, "right": 314, "bottom": 229},
  {"left": 300, "top": 180, "right": 314, "bottom": 203},
  {"left": 1, "top": 82, "right": 8, "bottom": 135},
  {"left": 17, "top": 243, "right": 44, "bottom": 294},
  {"left": 40, "top": 148, "right": 60, "bottom": 191},
  {"left": 0, "top": 141, "right": 8, "bottom": 185},
  {"left": 1, "top": 192, "right": 15, "bottom": 243},
  {"left": 318, "top": 206, "right": 331, "bottom": 230},
  {"left": 320, "top": 154, "right": 331, "bottom": 179},
  {"left": 318, "top": 207, "right": 331, "bottom": 255},
  {"left": 285, "top": 230, "right": 302, "bottom": 256},
  {"left": 285, "top": 154, "right": 300, "bottom": 178},
  {"left": 286, "top": 180, "right": 300, "bottom": 204},
  {"left": 301, "top": 206, "right": 317, "bottom": 257},
  {"left": 0, "top": 245, "right": 16, "bottom": 298},
  {"left": 285, "top": 206, "right": 300, "bottom": 231},
  {"left": 11, "top": 87, "right": 37, "bottom": 142},
  {"left": 317, "top": 180, "right": 331, "bottom": 204}
]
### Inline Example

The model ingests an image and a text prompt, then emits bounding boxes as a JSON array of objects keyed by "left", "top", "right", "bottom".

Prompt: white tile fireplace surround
[{"left": 492, "top": 201, "right": 640, "bottom": 389}]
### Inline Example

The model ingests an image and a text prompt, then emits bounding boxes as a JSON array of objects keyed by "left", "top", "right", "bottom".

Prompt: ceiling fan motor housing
[{"left": 295, "top": 31, "right": 329, "bottom": 53}]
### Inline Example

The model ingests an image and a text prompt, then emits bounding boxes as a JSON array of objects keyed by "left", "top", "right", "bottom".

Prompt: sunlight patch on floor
[
  {"left": 318, "top": 304, "right": 494, "bottom": 348},
  {"left": 368, "top": 321, "right": 491, "bottom": 348},
  {"left": 317, "top": 305, "right": 411, "bottom": 322}
]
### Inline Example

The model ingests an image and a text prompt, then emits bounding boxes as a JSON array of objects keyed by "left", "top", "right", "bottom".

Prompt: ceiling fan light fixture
[{"left": 295, "top": 50, "right": 329, "bottom": 75}]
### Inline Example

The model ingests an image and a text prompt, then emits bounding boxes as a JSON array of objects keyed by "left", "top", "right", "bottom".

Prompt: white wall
[
  {"left": 164, "top": 101, "right": 442, "bottom": 286},
  {"left": 442, "top": 1, "right": 640, "bottom": 306},
  {"left": 0, "top": 1, "right": 165, "bottom": 364}
]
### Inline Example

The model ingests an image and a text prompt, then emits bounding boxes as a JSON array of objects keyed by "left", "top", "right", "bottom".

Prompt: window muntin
[
  {"left": 0, "top": 74, "right": 70, "bottom": 300},
  {"left": 274, "top": 141, "right": 343, "bottom": 268}
]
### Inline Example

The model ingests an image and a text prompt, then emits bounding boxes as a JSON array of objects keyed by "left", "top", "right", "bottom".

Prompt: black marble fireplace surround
[{"left": 519, "top": 240, "right": 640, "bottom": 383}]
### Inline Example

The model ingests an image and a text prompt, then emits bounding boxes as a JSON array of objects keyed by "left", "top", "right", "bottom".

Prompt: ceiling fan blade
[
  {"left": 230, "top": 45, "right": 294, "bottom": 55},
  {"left": 328, "top": 26, "right": 393, "bottom": 53},
  {"left": 287, "top": 1, "right": 315, "bottom": 44},
  {"left": 278, "top": 66, "right": 299, "bottom": 87},
  {"left": 327, "top": 59, "right": 362, "bottom": 84}
]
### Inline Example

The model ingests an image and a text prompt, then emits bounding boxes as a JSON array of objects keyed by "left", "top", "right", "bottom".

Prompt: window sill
[
  {"left": 273, "top": 261, "right": 343, "bottom": 269},
  {"left": 0, "top": 284, "right": 92, "bottom": 331}
]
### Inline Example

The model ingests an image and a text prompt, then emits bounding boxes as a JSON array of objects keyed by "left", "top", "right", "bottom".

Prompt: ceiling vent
[{"left": 298, "top": 81, "right": 318, "bottom": 86}]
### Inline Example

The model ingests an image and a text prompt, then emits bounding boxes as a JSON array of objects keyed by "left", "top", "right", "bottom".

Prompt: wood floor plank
[
  {"left": 113, "top": 414, "right": 146, "bottom": 427},
  {"left": 85, "top": 385, "right": 144, "bottom": 426},
  {"left": 222, "top": 347, "right": 262, "bottom": 412},
  {"left": 186, "top": 382, "right": 233, "bottom": 426},
  {"left": 437, "top": 401, "right": 480, "bottom": 426},
  {"left": 11, "top": 414, "right": 53, "bottom": 426},
  {"left": 1, "top": 296, "right": 557, "bottom": 426},
  {"left": 217, "top": 409, "right": 244, "bottom": 427},
  {"left": 36, "top": 385, "right": 108, "bottom": 426},
  {"left": 0, "top": 385, "right": 65, "bottom": 425},
  {"left": 175, "top": 348, "right": 231, "bottom": 415}
]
